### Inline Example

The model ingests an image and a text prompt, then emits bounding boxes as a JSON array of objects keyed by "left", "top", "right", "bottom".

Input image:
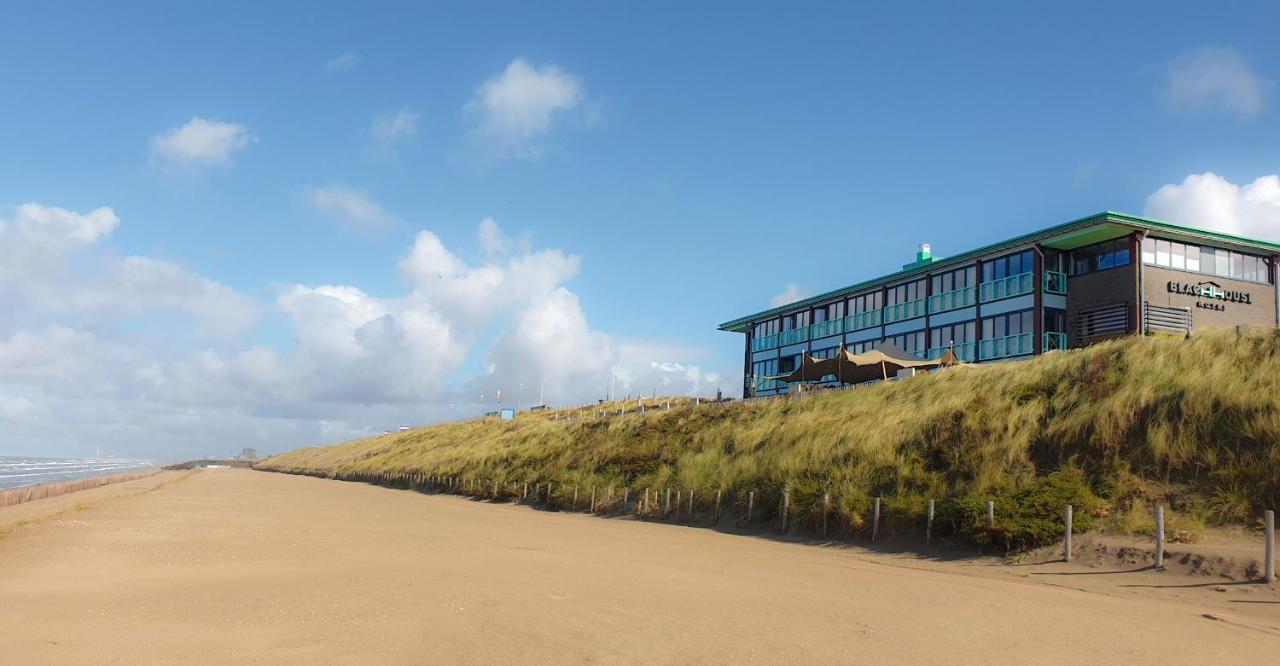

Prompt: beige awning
[{"left": 779, "top": 342, "right": 961, "bottom": 385}]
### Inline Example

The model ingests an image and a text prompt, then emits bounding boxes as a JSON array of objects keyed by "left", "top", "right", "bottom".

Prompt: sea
[{"left": 0, "top": 456, "right": 157, "bottom": 491}]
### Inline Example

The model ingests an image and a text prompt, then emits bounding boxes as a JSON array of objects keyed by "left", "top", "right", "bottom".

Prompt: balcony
[
  {"left": 1044, "top": 270, "right": 1067, "bottom": 295},
  {"left": 778, "top": 327, "right": 809, "bottom": 346},
  {"left": 978, "top": 332, "right": 1034, "bottom": 360},
  {"left": 809, "top": 318, "right": 844, "bottom": 340},
  {"left": 883, "top": 298, "right": 926, "bottom": 324},
  {"left": 750, "top": 333, "right": 780, "bottom": 352},
  {"left": 751, "top": 377, "right": 785, "bottom": 392},
  {"left": 928, "top": 285, "right": 977, "bottom": 314},
  {"left": 845, "top": 309, "right": 882, "bottom": 332},
  {"left": 1043, "top": 331, "right": 1068, "bottom": 351},
  {"left": 979, "top": 271, "right": 1034, "bottom": 303},
  {"left": 926, "top": 342, "right": 976, "bottom": 362}
]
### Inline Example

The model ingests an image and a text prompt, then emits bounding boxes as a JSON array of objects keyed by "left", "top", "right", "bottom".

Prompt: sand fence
[{"left": 0, "top": 469, "right": 161, "bottom": 508}]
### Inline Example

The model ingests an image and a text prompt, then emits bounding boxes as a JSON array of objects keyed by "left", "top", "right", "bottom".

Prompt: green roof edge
[{"left": 718, "top": 211, "right": 1280, "bottom": 332}]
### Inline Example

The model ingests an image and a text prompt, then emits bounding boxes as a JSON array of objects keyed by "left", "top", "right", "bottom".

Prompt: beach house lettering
[{"left": 1167, "top": 280, "right": 1252, "bottom": 311}]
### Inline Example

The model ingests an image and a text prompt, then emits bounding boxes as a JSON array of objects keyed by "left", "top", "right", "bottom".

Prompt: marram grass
[{"left": 260, "top": 329, "right": 1280, "bottom": 550}]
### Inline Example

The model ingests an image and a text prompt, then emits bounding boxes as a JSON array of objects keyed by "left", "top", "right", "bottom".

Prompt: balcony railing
[
  {"left": 978, "top": 332, "right": 1034, "bottom": 360},
  {"left": 928, "top": 285, "right": 977, "bottom": 314},
  {"left": 1044, "top": 270, "right": 1067, "bottom": 295},
  {"left": 1043, "top": 331, "right": 1068, "bottom": 352},
  {"left": 883, "top": 298, "right": 926, "bottom": 324},
  {"left": 778, "top": 327, "right": 809, "bottom": 346},
  {"left": 926, "top": 342, "right": 976, "bottom": 362},
  {"left": 845, "top": 309, "right": 882, "bottom": 332},
  {"left": 979, "top": 271, "right": 1034, "bottom": 303},
  {"left": 809, "top": 318, "right": 844, "bottom": 340},
  {"left": 751, "top": 333, "right": 780, "bottom": 352},
  {"left": 752, "top": 377, "right": 785, "bottom": 392}
]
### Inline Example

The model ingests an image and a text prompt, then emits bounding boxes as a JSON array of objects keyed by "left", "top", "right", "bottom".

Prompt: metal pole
[
  {"left": 872, "top": 497, "right": 881, "bottom": 541},
  {"left": 1064, "top": 505, "right": 1073, "bottom": 562},
  {"left": 1155, "top": 505, "right": 1166, "bottom": 570}
]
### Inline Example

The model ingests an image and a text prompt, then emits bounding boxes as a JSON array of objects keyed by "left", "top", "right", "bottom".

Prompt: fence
[
  {"left": 260, "top": 467, "right": 1277, "bottom": 582},
  {"left": 0, "top": 469, "right": 162, "bottom": 508}
]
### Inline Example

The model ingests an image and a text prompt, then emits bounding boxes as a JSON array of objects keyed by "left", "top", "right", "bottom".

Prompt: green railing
[
  {"left": 928, "top": 285, "right": 977, "bottom": 313},
  {"left": 752, "top": 377, "right": 785, "bottom": 392},
  {"left": 979, "top": 271, "right": 1034, "bottom": 302},
  {"left": 778, "top": 327, "right": 809, "bottom": 346},
  {"left": 809, "top": 318, "right": 844, "bottom": 340},
  {"left": 751, "top": 334, "right": 780, "bottom": 352},
  {"left": 845, "top": 309, "right": 882, "bottom": 332},
  {"left": 1044, "top": 270, "right": 1067, "bottom": 295},
  {"left": 978, "top": 332, "right": 1034, "bottom": 360},
  {"left": 926, "top": 342, "right": 976, "bottom": 362},
  {"left": 883, "top": 298, "right": 926, "bottom": 324},
  {"left": 1043, "top": 331, "right": 1068, "bottom": 351}
]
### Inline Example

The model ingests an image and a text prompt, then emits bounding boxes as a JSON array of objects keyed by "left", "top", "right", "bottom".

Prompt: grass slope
[{"left": 260, "top": 329, "right": 1280, "bottom": 550}]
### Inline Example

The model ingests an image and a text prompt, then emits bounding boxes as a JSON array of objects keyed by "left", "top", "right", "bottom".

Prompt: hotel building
[{"left": 719, "top": 212, "right": 1280, "bottom": 397}]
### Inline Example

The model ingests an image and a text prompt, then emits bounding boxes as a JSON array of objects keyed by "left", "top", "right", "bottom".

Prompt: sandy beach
[{"left": 0, "top": 468, "right": 1277, "bottom": 664}]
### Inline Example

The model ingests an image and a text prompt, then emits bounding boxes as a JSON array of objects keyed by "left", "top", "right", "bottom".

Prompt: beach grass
[{"left": 259, "top": 328, "right": 1280, "bottom": 550}]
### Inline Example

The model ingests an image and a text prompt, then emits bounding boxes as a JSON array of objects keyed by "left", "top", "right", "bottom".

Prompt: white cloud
[
  {"left": 1165, "top": 47, "right": 1269, "bottom": 120},
  {"left": 149, "top": 117, "right": 251, "bottom": 169},
  {"left": 304, "top": 186, "right": 399, "bottom": 234},
  {"left": 464, "top": 58, "right": 586, "bottom": 163},
  {"left": 1144, "top": 172, "right": 1280, "bottom": 241},
  {"left": 0, "top": 206, "right": 725, "bottom": 458},
  {"left": 325, "top": 52, "right": 361, "bottom": 73},
  {"left": 371, "top": 107, "right": 419, "bottom": 144},
  {"left": 768, "top": 283, "right": 808, "bottom": 307}
]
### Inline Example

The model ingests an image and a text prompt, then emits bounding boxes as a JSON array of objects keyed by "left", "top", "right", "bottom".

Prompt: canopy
[{"left": 775, "top": 342, "right": 961, "bottom": 385}]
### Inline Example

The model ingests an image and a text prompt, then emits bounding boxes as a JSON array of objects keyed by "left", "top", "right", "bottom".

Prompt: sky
[{"left": 1, "top": 1, "right": 1278, "bottom": 459}]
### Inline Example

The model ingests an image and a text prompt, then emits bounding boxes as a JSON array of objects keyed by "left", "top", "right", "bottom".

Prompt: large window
[
  {"left": 930, "top": 266, "right": 977, "bottom": 294},
  {"left": 848, "top": 291, "right": 882, "bottom": 314},
  {"left": 778, "top": 354, "right": 801, "bottom": 373},
  {"left": 752, "top": 358, "right": 777, "bottom": 379},
  {"left": 811, "top": 346, "right": 842, "bottom": 360},
  {"left": 1141, "top": 237, "right": 1272, "bottom": 284},
  {"left": 886, "top": 331, "right": 926, "bottom": 356},
  {"left": 1070, "top": 238, "right": 1131, "bottom": 276},
  {"left": 781, "top": 311, "right": 809, "bottom": 331},
  {"left": 886, "top": 279, "right": 925, "bottom": 306},
  {"left": 982, "top": 309, "right": 1034, "bottom": 340},
  {"left": 930, "top": 321, "right": 975, "bottom": 350},
  {"left": 982, "top": 249, "right": 1034, "bottom": 282},
  {"left": 848, "top": 339, "right": 880, "bottom": 354},
  {"left": 753, "top": 319, "right": 778, "bottom": 338},
  {"left": 812, "top": 301, "right": 844, "bottom": 323}
]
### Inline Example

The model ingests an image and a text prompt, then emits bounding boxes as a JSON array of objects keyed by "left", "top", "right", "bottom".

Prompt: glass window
[
  {"left": 1171, "top": 243, "right": 1185, "bottom": 270},
  {"left": 1155, "top": 239, "right": 1170, "bottom": 267},
  {"left": 1215, "top": 250, "right": 1229, "bottom": 277},
  {"left": 1231, "top": 252, "right": 1243, "bottom": 279},
  {"left": 1185, "top": 245, "right": 1200, "bottom": 272},
  {"left": 1141, "top": 237, "right": 1155, "bottom": 264}
]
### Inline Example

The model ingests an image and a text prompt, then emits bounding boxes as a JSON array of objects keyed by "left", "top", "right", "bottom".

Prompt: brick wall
[{"left": 1065, "top": 262, "right": 1137, "bottom": 346}]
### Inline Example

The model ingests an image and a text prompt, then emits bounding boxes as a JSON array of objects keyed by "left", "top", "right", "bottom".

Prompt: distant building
[
  {"left": 239, "top": 448, "right": 259, "bottom": 460},
  {"left": 721, "top": 212, "right": 1280, "bottom": 397}
]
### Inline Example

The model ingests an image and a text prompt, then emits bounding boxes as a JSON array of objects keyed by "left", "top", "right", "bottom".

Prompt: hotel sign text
[{"left": 1167, "top": 280, "right": 1251, "bottom": 311}]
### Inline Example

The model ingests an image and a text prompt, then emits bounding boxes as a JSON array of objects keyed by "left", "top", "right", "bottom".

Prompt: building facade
[{"left": 719, "top": 212, "right": 1280, "bottom": 397}]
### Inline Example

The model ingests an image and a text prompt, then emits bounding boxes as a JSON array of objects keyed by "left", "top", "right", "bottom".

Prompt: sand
[{"left": 0, "top": 468, "right": 1277, "bottom": 664}]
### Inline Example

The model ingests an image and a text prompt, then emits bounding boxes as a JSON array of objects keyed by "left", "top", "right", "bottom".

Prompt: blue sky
[{"left": 1, "top": 2, "right": 1278, "bottom": 458}]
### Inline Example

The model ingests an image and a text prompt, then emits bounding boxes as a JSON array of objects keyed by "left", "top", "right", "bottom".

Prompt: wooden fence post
[
  {"left": 747, "top": 490, "right": 754, "bottom": 523},
  {"left": 665, "top": 488, "right": 672, "bottom": 514},
  {"left": 1265, "top": 509, "right": 1275, "bottom": 583},
  {"left": 872, "top": 497, "right": 881, "bottom": 542},
  {"left": 573, "top": 486, "right": 579, "bottom": 510},
  {"left": 1064, "top": 505, "right": 1073, "bottom": 562},
  {"left": 688, "top": 490, "right": 694, "bottom": 518},
  {"left": 927, "top": 499, "right": 935, "bottom": 545},
  {"left": 676, "top": 490, "right": 682, "bottom": 518},
  {"left": 823, "top": 492, "right": 831, "bottom": 537},
  {"left": 715, "top": 489, "right": 722, "bottom": 524},
  {"left": 624, "top": 486, "right": 630, "bottom": 508},
  {"left": 523, "top": 483, "right": 529, "bottom": 500},
  {"left": 986, "top": 500, "right": 995, "bottom": 529},
  {"left": 590, "top": 487, "right": 596, "bottom": 513},
  {"left": 1155, "top": 505, "right": 1166, "bottom": 570},
  {"left": 780, "top": 483, "right": 790, "bottom": 532}
]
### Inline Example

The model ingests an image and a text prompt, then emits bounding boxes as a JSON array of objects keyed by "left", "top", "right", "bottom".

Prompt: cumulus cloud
[
  {"left": 325, "top": 52, "right": 361, "bottom": 73},
  {"left": 464, "top": 58, "right": 587, "bottom": 163},
  {"left": 1164, "top": 47, "right": 1269, "bottom": 120},
  {"left": 0, "top": 205, "right": 723, "bottom": 458},
  {"left": 1144, "top": 172, "right": 1280, "bottom": 242},
  {"left": 768, "top": 283, "right": 808, "bottom": 307},
  {"left": 304, "top": 186, "right": 399, "bottom": 234},
  {"left": 149, "top": 117, "right": 251, "bottom": 169}
]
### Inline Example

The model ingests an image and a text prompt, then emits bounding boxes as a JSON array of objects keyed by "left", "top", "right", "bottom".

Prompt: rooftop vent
[{"left": 902, "top": 243, "right": 939, "bottom": 270}]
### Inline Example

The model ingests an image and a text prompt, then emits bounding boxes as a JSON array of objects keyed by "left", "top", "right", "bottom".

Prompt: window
[
  {"left": 886, "top": 331, "right": 925, "bottom": 356},
  {"left": 1071, "top": 239, "right": 1131, "bottom": 276},
  {"left": 930, "top": 266, "right": 976, "bottom": 294},
  {"left": 811, "top": 346, "right": 842, "bottom": 360},
  {"left": 813, "top": 301, "right": 843, "bottom": 323},
  {"left": 753, "top": 319, "right": 778, "bottom": 338},
  {"left": 982, "top": 310, "right": 1034, "bottom": 340},
  {"left": 751, "top": 358, "right": 777, "bottom": 379},
  {"left": 982, "top": 250, "right": 1034, "bottom": 282},
  {"left": 886, "top": 279, "right": 925, "bottom": 306},
  {"left": 1145, "top": 237, "right": 1273, "bottom": 284},
  {"left": 781, "top": 311, "right": 809, "bottom": 330},
  {"left": 1044, "top": 308, "right": 1065, "bottom": 333},
  {"left": 848, "top": 339, "right": 880, "bottom": 354},
  {"left": 778, "top": 354, "right": 802, "bottom": 373},
  {"left": 848, "top": 291, "right": 882, "bottom": 314},
  {"left": 930, "top": 321, "right": 975, "bottom": 350}
]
